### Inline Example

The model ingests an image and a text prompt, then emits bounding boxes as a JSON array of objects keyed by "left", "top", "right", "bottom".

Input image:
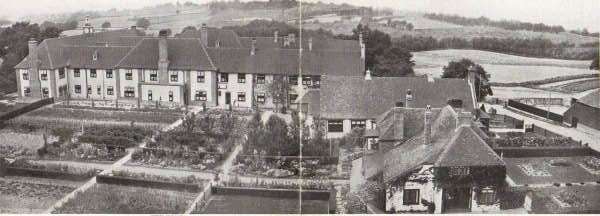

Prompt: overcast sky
[{"left": 2, "top": 0, "right": 599, "bottom": 31}]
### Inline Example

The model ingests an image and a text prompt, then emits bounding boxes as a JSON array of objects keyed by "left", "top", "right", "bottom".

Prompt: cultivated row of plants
[
  {"left": 222, "top": 175, "right": 332, "bottom": 191},
  {"left": 10, "top": 159, "right": 100, "bottom": 178},
  {"left": 106, "top": 170, "right": 206, "bottom": 185},
  {"left": 53, "top": 184, "right": 196, "bottom": 214},
  {"left": 25, "top": 107, "right": 182, "bottom": 124},
  {"left": 494, "top": 132, "right": 580, "bottom": 148}
]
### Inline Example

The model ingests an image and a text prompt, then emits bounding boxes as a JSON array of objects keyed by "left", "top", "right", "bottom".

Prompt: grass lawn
[
  {"left": 54, "top": 184, "right": 196, "bottom": 214},
  {"left": 196, "top": 194, "right": 329, "bottom": 214},
  {"left": 504, "top": 157, "right": 599, "bottom": 186}
]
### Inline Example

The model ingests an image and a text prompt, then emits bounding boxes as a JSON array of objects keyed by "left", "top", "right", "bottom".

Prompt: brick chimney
[
  {"left": 283, "top": 35, "right": 290, "bottom": 47},
  {"left": 405, "top": 89, "right": 413, "bottom": 108},
  {"left": 158, "top": 32, "right": 169, "bottom": 74},
  {"left": 457, "top": 112, "right": 473, "bottom": 128},
  {"left": 200, "top": 23, "right": 208, "bottom": 46},
  {"left": 28, "top": 38, "right": 41, "bottom": 97},
  {"left": 308, "top": 37, "right": 313, "bottom": 51},
  {"left": 251, "top": 38, "right": 257, "bottom": 56},
  {"left": 274, "top": 30, "right": 279, "bottom": 43},
  {"left": 359, "top": 32, "right": 365, "bottom": 59},
  {"left": 424, "top": 105, "right": 433, "bottom": 145}
]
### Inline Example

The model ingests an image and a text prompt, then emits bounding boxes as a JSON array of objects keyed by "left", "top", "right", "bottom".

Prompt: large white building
[{"left": 15, "top": 23, "right": 365, "bottom": 109}]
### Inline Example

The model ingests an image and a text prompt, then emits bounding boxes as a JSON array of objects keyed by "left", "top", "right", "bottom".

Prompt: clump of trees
[
  {"left": 101, "top": 21, "right": 111, "bottom": 28},
  {"left": 424, "top": 13, "right": 565, "bottom": 33},
  {"left": 223, "top": 19, "right": 336, "bottom": 39},
  {"left": 442, "top": 58, "right": 493, "bottom": 101},
  {"left": 591, "top": 57, "right": 599, "bottom": 70},
  {"left": 208, "top": 0, "right": 298, "bottom": 11},
  {"left": 136, "top": 18, "right": 151, "bottom": 29},
  {"left": 245, "top": 111, "right": 329, "bottom": 157},
  {"left": 394, "top": 35, "right": 598, "bottom": 60},
  {"left": 0, "top": 22, "right": 66, "bottom": 93}
]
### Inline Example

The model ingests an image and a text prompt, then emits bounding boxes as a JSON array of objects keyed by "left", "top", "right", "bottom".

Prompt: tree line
[
  {"left": 207, "top": 0, "right": 298, "bottom": 12},
  {"left": 394, "top": 35, "right": 598, "bottom": 60},
  {"left": 424, "top": 13, "right": 565, "bottom": 33}
]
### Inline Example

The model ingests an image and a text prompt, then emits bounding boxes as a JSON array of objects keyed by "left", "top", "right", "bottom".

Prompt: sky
[{"left": 1, "top": 0, "right": 599, "bottom": 31}]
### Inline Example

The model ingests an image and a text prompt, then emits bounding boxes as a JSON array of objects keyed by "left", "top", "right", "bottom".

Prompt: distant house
[
  {"left": 362, "top": 105, "right": 505, "bottom": 213},
  {"left": 318, "top": 73, "right": 476, "bottom": 138},
  {"left": 564, "top": 90, "right": 600, "bottom": 130}
]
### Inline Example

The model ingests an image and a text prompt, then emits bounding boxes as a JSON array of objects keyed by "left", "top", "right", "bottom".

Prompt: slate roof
[
  {"left": 296, "top": 89, "right": 320, "bottom": 116},
  {"left": 238, "top": 36, "right": 361, "bottom": 53},
  {"left": 434, "top": 126, "right": 505, "bottom": 167},
  {"left": 177, "top": 28, "right": 242, "bottom": 48},
  {"left": 320, "top": 76, "right": 475, "bottom": 120},
  {"left": 376, "top": 108, "right": 441, "bottom": 142}
]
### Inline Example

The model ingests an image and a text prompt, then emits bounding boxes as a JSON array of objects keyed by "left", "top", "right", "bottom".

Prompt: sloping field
[{"left": 413, "top": 49, "right": 591, "bottom": 68}]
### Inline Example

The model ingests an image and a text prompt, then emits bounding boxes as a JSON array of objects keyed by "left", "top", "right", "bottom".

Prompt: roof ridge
[
  {"left": 115, "top": 38, "right": 145, "bottom": 68},
  {"left": 197, "top": 38, "right": 216, "bottom": 70}
]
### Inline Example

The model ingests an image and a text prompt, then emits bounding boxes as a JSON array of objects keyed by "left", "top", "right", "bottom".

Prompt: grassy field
[{"left": 545, "top": 78, "right": 600, "bottom": 93}]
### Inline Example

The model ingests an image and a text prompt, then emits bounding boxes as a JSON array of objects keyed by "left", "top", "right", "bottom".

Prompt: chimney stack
[
  {"left": 467, "top": 65, "right": 477, "bottom": 85},
  {"left": 250, "top": 38, "right": 257, "bottom": 56},
  {"left": 360, "top": 41, "right": 365, "bottom": 60},
  {"left": 405, "top": 89, "right": 413, "bottom": 108},
  {"left": 289, "top": 33, "right": 296, "bottom": 43},
  {"left": 283, "top": 35, "right": 290, "bottom": 47},
  {"left": 274, "top": 30, "right": 279, "bottom": 43},
  {"left": 424, "top": 105, "right": 433, "bottom": 146},
  {"left": 158, "top": 31, "right": 169, "bottom": 74},
  {"left": 364, "top": 69, "right": 372, "bottom": 80},
  {"left": 308, "top": 37, "right": 313, "bottom": 51},
  {"left": 200, "top": 23, "right": 208, "bottom": 46},
  {"left": 28, "top": 38, "right": 41, "bottom": 97},
  {"left": 359, "top": 32, "right": 363, "bottom": 45},
  {"left": 457, "top": 112, "right": 473, "bottom": 128}
]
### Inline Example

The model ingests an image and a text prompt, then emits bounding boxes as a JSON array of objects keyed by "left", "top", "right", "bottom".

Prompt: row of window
[
  {"left": 401, "top": 187, "right": 496, "bottom": 206},
  {"left": 147, "top": 90, "right": 174, "bottom": 102},
  {"left": 73, "top": 85, "right": 114, "bottom": 96},
  {"left": 327, "top": 120, "right": 368, "bottom": 132}
]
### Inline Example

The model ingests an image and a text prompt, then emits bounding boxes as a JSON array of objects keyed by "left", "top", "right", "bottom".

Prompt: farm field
[
  {"left": 544, "top": 78, "right": 600, "bottom": 93},
  {"left": 53, "top": 183, "right": 196, "bottom": 214},
  {"left": 0, "top": 176, "right": 81, "bottom": 213}
]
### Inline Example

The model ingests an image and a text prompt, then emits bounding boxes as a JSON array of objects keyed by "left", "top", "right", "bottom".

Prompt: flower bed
[
  {"left": 517, "top": 163, "right": 552, "bottom": 177},
  {"left": 53, "top": 184, "right": 196, "bottom": 214},
  {"left": 0, "top": 132, "right": 47, "bottom": 158},
  {"left": 494, "top": 132, "right": 580, "bottom": 148},
  {"left": 107, "top": 170, "right": 205, "bottom": 185},
  {"left": 129, "top": 148, "right": 224, "bottom": 170},
  {"left": 582, "top": 157, "right": 600, "bottom": 171},
  {"left": 230, "top": 156, "right": 337, "bottom": 179},
  {"left": 78, "top": 125, "right": 152, "bottom": 148},
  {"left": 222, "top": 176, "right": 332, "bottom": 191}
]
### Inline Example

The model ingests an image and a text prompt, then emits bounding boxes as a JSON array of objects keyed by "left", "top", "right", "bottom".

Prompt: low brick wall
[
  {"left": 212, "top": 186, "right": 331, "bottom": 200},
  {"left": 5, "top": 167, "right": 91, "bottom": 181},
  {"left": 96, "top": 175, "right": 203, "bottom": 193}
]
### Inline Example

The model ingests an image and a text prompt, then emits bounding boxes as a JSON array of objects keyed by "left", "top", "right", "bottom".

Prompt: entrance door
[
  {"left": 572, "top": 117, "right": 578, "bottom": 128},
  {"left": 225, "top": 92, "right": 231, "bottom": 105},
  {"left": 443, "top": 187, "right": 471, "bottom": 213}
]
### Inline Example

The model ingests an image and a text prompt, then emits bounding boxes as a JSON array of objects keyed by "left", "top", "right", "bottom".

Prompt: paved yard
[{"left": 504, "top": 156, "right": 600, "bottom": 186}]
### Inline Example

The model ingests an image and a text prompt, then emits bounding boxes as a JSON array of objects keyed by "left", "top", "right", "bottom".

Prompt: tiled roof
[
  {"left": 376, "top": 108, "right": 442, "bottom": 142},
  {"left": 177, "top": 28, "right": 242, "bottom": 48},
  {"left": 116, "top": 38, "right": 216, "bottom": 71},
  {"left": 66, "top": 46, "right": 132, "bottom": 69},
  {"left": 320, "top": 76, "right": 475, "bottom": 120},
  {"left": 296, "top": 89, "right": 320, "bottom": 116},
  {"left": 434, "top": 126, "right": 505, "bottom": 167},
  {"left": 239, "top": 36, "right": 361, "bottom": 53}
]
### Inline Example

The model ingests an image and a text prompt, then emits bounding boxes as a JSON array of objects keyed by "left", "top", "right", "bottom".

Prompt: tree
[
  {"left": 264, "top": 115, "right": 291, "bottom": 155},
  {"left": 591, "top": 57, "right": 599, "bottom": 70},
  {"left": 182, "top": 26, "right": 197, "bottom": 33},
  {"left": 136, "top": 18, "right": 151, "bottom": 29},
  {"left": 373, "top": 47, "right": 415, "bottom": 77},
  {"left": 266, "top": 75, "right": 289, "bottom": 113},
  {"left": 101, "top": 21, "right": 111, "bottom": 29},
  {"left": 442, "top": 59, "right": 493, "bottom": 101},
  {"left": 405, "top": 23, "right": 414, "bottom": 31}
]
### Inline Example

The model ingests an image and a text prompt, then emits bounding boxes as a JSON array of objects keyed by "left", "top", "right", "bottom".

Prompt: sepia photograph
[{"left": 0, "top": 0, "right": 598, "bottom": 214}]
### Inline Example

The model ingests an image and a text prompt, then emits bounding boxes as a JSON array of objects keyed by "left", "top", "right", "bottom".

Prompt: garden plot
[
  {"left": 197, "top": 194, "right": 329, "bottom": 214},
  {"left": 504, "top": 157, "right": 599, "bottom": 186},
  {"left": 532, "top": 186, "right": 600, "bottom": 213},
  {"left": 53, "top": 183, "right": 196, "bottom": 214},
  {"left": 0, "top": 176, "right": 81, "bottom": 213},
  {"left": 127, "top": 110, "right": 248, "bottom": 171},
  {"left": 0, "top": 132, "right": 50, "bottom": 159}
]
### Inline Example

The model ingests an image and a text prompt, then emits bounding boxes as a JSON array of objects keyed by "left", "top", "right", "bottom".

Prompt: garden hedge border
[
  {"left": 494, "top": 146, "right": 598, "bottom": 158},
  {"left": 5, "top": 167, "right": 91, "bottom": 181},
  {"left": 211, "top": 186, "right": 331, "bottom": 200},
  {"left": 0, "top": 98, "right": 54, "bottom": 122},
  {"left": 96, "top": 175, "right": 203, "bottom": 193}
]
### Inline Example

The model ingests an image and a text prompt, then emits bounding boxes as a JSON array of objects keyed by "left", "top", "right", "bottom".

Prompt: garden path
[
  {"left": 488, "top": 104, "right": 600, "bottom": 151},
  {"left": 44, "top": 106, "right": 203, "bottom": 213}
]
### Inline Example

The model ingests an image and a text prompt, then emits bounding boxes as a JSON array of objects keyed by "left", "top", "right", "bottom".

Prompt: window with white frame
[
  {"left": 197, "top": 72, "right": 205, "bottom": 83},
  {"left": 170, "top": 71, "right": 178, "bottom": 82},
  {"left": 107, "top": 86, "right": 114, "bottom": 95},
  {"left": 256, "top": 93, "right": 265, "bottom": 103},
  {"left": 87, "top": 85, "right": 92, "bottom": 95},
  {"left": 90, "top": 69, "right": 97, "bottom": 78},
  {"left": 74, "top": 85, "right": 81, "bottom": 94},
  {"left": 403, "top": 189, "right": 420, "bottom": 205},
  {"left": 195, "top": 91, "right": 207, "bottom": 101},
  {"left": 168, "top": 91, "right": 174, "bottom": 102},
  {"left": 351, "top": 120, "right": 366, "bottom": 129},
  {"left": 237, "top": 92, "right": 246, "bottom": 102},
  {"left": 478, "top": 187, "right": 496, "bottom": 205},
  {"left": 97, "top": 87, "right": 101, "bottom": 95},
  {"left": 148, "top": 90, "right": 153, "bottom": 101},
  {"left": 220, "top": 73, "right": 229, "bottom": 83},
  {"left": 124, "top": 87, "right": 135, "bottom": 97},
  {"left": 256, "top": 74, "right": 266, "bottom": 84},
  {"left": 24, "top": 87, "right": 31, "bottom": 96},
  {"left": 22, "top": 71, "right": 29, "bottom": 80},
  {"left": 40, "top": 71, "right": 48, "bottom": 80},
  {"left": 106, "top": 69, "right": 113, "bottom": 78},
  {"left": 74, "top": 68, "right": 81, "bottom": 77},
  {"left": 449, "top": 167, "right": 470, "bottom": 176},
  {"left": 328, "top": 120, "right": 343, "bottom": 132},
  {"left": 59, "top": 68, "right": 65, "bottom": 79},
  {"left": 42, "top": 88, "right": 49, "bottom": 97},
  {"left": 149, "top": 70, "right": 158, "bottom": 81},
  {"left": 125, "top": 70, "right": 133, "bottom": 80},
  {"left": 238, "top": 73, "right": 246, "bottom": 83}
]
